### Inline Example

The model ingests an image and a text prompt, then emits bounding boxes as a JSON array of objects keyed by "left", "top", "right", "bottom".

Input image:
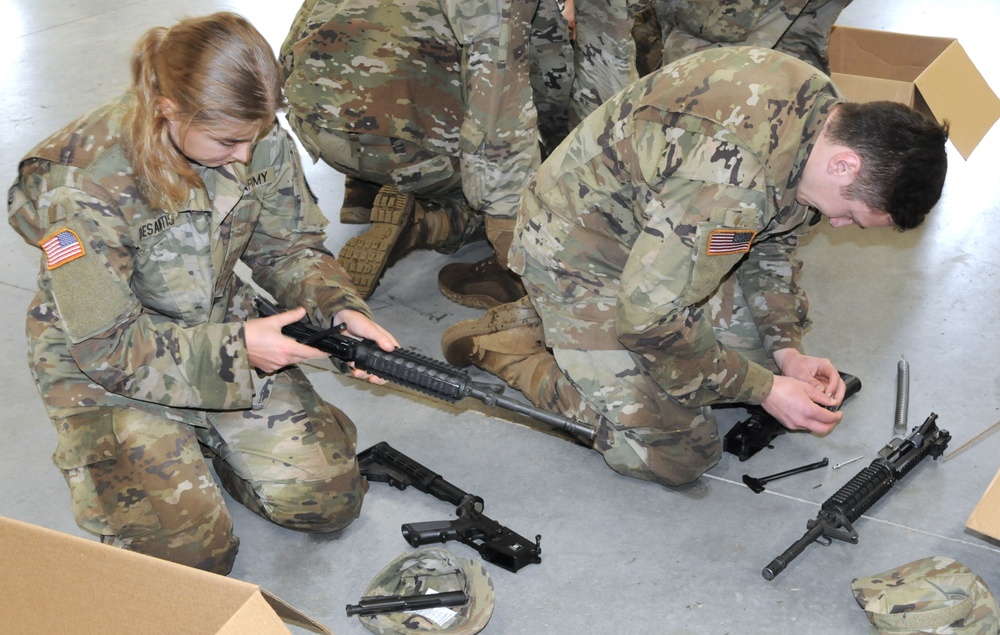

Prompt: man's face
[
  {"left": 796, "top": 148, "right": 894, "bottom": 229},
  {"left": 811, "top": 189, "right": 894, "bottom": 229}
]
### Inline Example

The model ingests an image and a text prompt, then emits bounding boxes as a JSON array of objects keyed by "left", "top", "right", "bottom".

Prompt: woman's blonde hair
[{"left": 122, "top": 12, "right": 285, "bottom": 212}]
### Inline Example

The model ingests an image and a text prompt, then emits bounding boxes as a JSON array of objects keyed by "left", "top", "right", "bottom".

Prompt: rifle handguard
[
  {"left": 255, "top": 297, "right": 596, "bottom": 442},
  {"left": 762, "top": 413, "right": 949, "bottom": 580}
]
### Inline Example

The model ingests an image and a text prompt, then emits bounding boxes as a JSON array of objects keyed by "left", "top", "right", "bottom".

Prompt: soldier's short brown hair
[{"left": 827, "top": 101, "right": 949, "bottom": 230}]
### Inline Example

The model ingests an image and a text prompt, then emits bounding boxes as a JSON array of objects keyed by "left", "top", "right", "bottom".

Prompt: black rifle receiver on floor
[{"left": 724, "top": 372, "right": 862, "bottom": 461}]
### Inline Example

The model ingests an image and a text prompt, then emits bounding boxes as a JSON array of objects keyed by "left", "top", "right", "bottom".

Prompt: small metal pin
[{"left": 833, "top": 455, "right": 864, "bottom": 470}]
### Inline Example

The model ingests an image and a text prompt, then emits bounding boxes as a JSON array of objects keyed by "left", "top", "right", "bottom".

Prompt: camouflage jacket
[
  {"left": 8, "top": 94, "right": 369, "bottom": 420},
  {"left": 658, "top": 0, "right": 851, "bottom": 72},
  {"left": 511, "top": 47, "right": 842, "bottom": 407},
  {"left": 280, "top": 0, "right": 463, "bottom": 166},
  {"left": 280, "top": 0, "right": 539, "bottom": 219}
]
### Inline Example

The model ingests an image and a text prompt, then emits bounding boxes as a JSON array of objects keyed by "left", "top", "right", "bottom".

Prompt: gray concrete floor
[{"left": 2, "top": 1, "right": 1000, "bottom": 633}]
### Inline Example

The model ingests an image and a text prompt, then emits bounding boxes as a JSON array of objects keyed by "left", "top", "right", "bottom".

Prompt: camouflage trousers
[
  {"left": 530, "top": 0, "right": 641, "bottom": 143},
  {"left": 444, "top": 0, "right": 541, "bottom": 220},
  {"left": 521, "top": 274, "right": 776, "bottom": 486},
  {"left": 569, "top": 0, "right": 641, "bottom": 127},
  {"left": 53, "top": 366, "right": 365, "bottom": 575},
  {"left": 529, "top": 0, "right": 574, "bottom": 155},
  {"left": 288, "top": 114, "right": 482, "bottom": 247}
]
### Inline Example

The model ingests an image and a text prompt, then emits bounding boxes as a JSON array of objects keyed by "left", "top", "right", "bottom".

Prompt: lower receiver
[{"left": 359, "top": 441, "right": 542, "bottom": 573}]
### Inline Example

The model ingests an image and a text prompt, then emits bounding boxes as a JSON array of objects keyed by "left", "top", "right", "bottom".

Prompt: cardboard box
[
  {"left": 0, "top": 516, "right": 333, "bottom": 635},
  {"left": 829, "top": 26, "right": 1000, "bottom": 159},
  {"left": 967, "top": 467, "right": 1000, "bottom": 540}
]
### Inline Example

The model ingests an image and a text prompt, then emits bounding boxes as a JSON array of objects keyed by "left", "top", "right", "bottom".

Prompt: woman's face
[{"left": 167, "top": 118, "right": 263, "bottom": 168}]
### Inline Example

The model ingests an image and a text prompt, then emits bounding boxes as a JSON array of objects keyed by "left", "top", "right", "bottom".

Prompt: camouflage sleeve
[
  {"left": 615, "top": 130, "right": 776, "bottom": 408},
  {"left": 736, "top": 223, "right": 811, "bottom": 356},
  {"left": 666, "top": 0, "right": 770, "bottom": 43},
  {"left": 442, "top": 0, "right": 540, "bottom": 219},
  {"left": 9, "top": 168, "right": 256, "bottom": 411},
  {"left": 279, "top": 0, "right": 323, "bottom": 79},
  {"left": 242, "top": 125, "right": 372, "bottom": 327}
]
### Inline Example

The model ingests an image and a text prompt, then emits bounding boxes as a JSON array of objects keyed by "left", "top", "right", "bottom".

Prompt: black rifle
[
  {"left": 358, "top": 441, "right": 542, "bottom": 573},
  {"left": 255, "top": 297, "right": 595, "bottom": 442},
  {"left": 346, "top": 591, "right": 468, "bottom": 617},
  {"left": 762, "top": 413, "right": 950, "bottom": 580},
  {"left": 724, "top": 372, "right": 862, "bottom": 461}
]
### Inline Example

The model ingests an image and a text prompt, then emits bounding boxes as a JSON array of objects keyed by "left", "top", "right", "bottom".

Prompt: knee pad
[
  {"left": 254, "top": 474, "right": 367, "bottom": 533},
  {"left": 601, "top": 414, "right": 722, "bottom": 487}
]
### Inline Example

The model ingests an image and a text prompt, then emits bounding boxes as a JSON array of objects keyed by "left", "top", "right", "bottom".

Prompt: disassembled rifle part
[
  {"left": 742, "top": 458, "right": 829, "bottom": 494},
  {"left": 894, "top": 359, "right": 909, "bottom": 436},
  {"left": 832, "top": 455, "right": 864, "bottom": 470},
  {"left": 762, "top": 413, "right": 950, "bottom": 580},
  {"left": 346, "top": 591, "right": 469, "bottom": 617},
  {"left": 724, "top": 372, "right": 862, "bottom": 461},
  {"left": 358, "top": 441, "right": 542, "bottom": 572}
]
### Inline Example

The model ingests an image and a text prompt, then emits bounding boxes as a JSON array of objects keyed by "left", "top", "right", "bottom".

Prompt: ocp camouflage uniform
[
  {"left": 508, "top": 47, "right": 842, "bottom": 485},
  {"left": 529, "top": 0, "right": 574, "bottom": 156},
  {"left": 852, "top": 556, "right": 1000, "bottom": 634},
  {"left": 8, "top": 95, "right": 372, "bottom": 574},
  {"left": 531, "top": 0, "right": 644, "bottom": 145},
  {"left": 653, "top": 0, "right": 853, "bottom": 73},
  {"left": 280, "top": 0, "right": 539, "bottom": 223},
  {"left": 570, "top": 0, "right": 645, "bottom": 127}
]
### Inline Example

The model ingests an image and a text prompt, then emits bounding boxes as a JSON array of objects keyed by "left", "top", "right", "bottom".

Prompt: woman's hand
[
  {"left": 245, "top": 306, "right": 328, "bottom": 373},
  {"left": 332, "top": 309, "right": 400, "bottom": 385}
]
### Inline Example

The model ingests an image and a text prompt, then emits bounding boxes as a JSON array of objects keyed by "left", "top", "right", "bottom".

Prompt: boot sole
[
  {"left": 338, "top": 185, "right": 414, "bottom": 298},
  {"left": 438, "top": 284, "right": 505, "bottom": 310}
]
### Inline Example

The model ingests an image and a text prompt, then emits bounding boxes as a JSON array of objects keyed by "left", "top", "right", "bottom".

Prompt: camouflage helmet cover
[
  {"left": 358, "top": 547, "right": 495, "bottom": 635},
  {"left": 851, "top": 556, "right": 1000, "bottom": 634}
]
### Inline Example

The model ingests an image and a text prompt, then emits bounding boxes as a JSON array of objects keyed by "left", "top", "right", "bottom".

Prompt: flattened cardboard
[
  {"left": 967, "top": 467, "right": 1000, "bottom": 540},
  {"left": 829, "top": 26, "right": 1000, "bottom": 159},
  {"left": 0, "top": 516, "right": 333, "bottom": 635}
]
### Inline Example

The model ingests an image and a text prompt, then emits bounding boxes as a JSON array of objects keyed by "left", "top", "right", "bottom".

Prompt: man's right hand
[{"left": 761, "top": 375, "right": 842, "bottom": 435}]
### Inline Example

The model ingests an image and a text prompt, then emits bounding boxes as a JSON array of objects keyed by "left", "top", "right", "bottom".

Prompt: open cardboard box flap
[
  {"left": 968, "top": 467, "right": 1000, "bottom": 541},
  {"left": 829, "top": 26, "right": 1000, "bottom": 159},
  {"left": 0, "top": 515, "right": 333, "bottom": 635}
]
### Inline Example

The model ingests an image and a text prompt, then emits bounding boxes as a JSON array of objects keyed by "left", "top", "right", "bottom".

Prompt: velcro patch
[
  {"left": 39, "top": 228, "right": 85, "bottom": 269},
  {"left": 706, "top": 229, "right": 756, "bottom": 256}
]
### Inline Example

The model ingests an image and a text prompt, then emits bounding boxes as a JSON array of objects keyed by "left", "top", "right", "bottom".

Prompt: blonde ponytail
[{"left": 122, "top": 26, "right": 199, "bottom": 213}]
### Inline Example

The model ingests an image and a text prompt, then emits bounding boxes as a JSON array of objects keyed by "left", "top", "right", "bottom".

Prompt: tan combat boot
[
  {"left": 442, "top": 297, "right": 592, "bottom": 444},
  {"left": 441, "top": 295, "right": 543, "bottom": 367},
  {"left": 338, "top": 185, "right": 463, "bottom": 298},
  {"left": 438, "top": 216, "right": 526, "bottom": 309},
  {"left": 339, "top": 177, "right": 380, "bottom": 224}
]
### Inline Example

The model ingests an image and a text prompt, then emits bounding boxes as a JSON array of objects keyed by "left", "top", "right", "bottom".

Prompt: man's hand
[
  {"left": 773, "top": 349, "right": 847, "bottom": 406},
  {"left": 245, "top": 306, "right": 329, "bottom": 373},
  {"left": 562, "top": 0, "right": 577, "bottom": 40},
  {"left": 763, "top": 349, "right": 847, "bottom": 435},
  {"left": 762, "top": 375, "right": 841, "bottom": 435}
]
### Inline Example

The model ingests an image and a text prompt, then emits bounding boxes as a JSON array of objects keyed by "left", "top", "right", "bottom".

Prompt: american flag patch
[
  {"left": 706, "top": 228, "right": 756, "bottom": 256},
  {"left": 39, "top": 229, "right": 85, "bottom": 269}
]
